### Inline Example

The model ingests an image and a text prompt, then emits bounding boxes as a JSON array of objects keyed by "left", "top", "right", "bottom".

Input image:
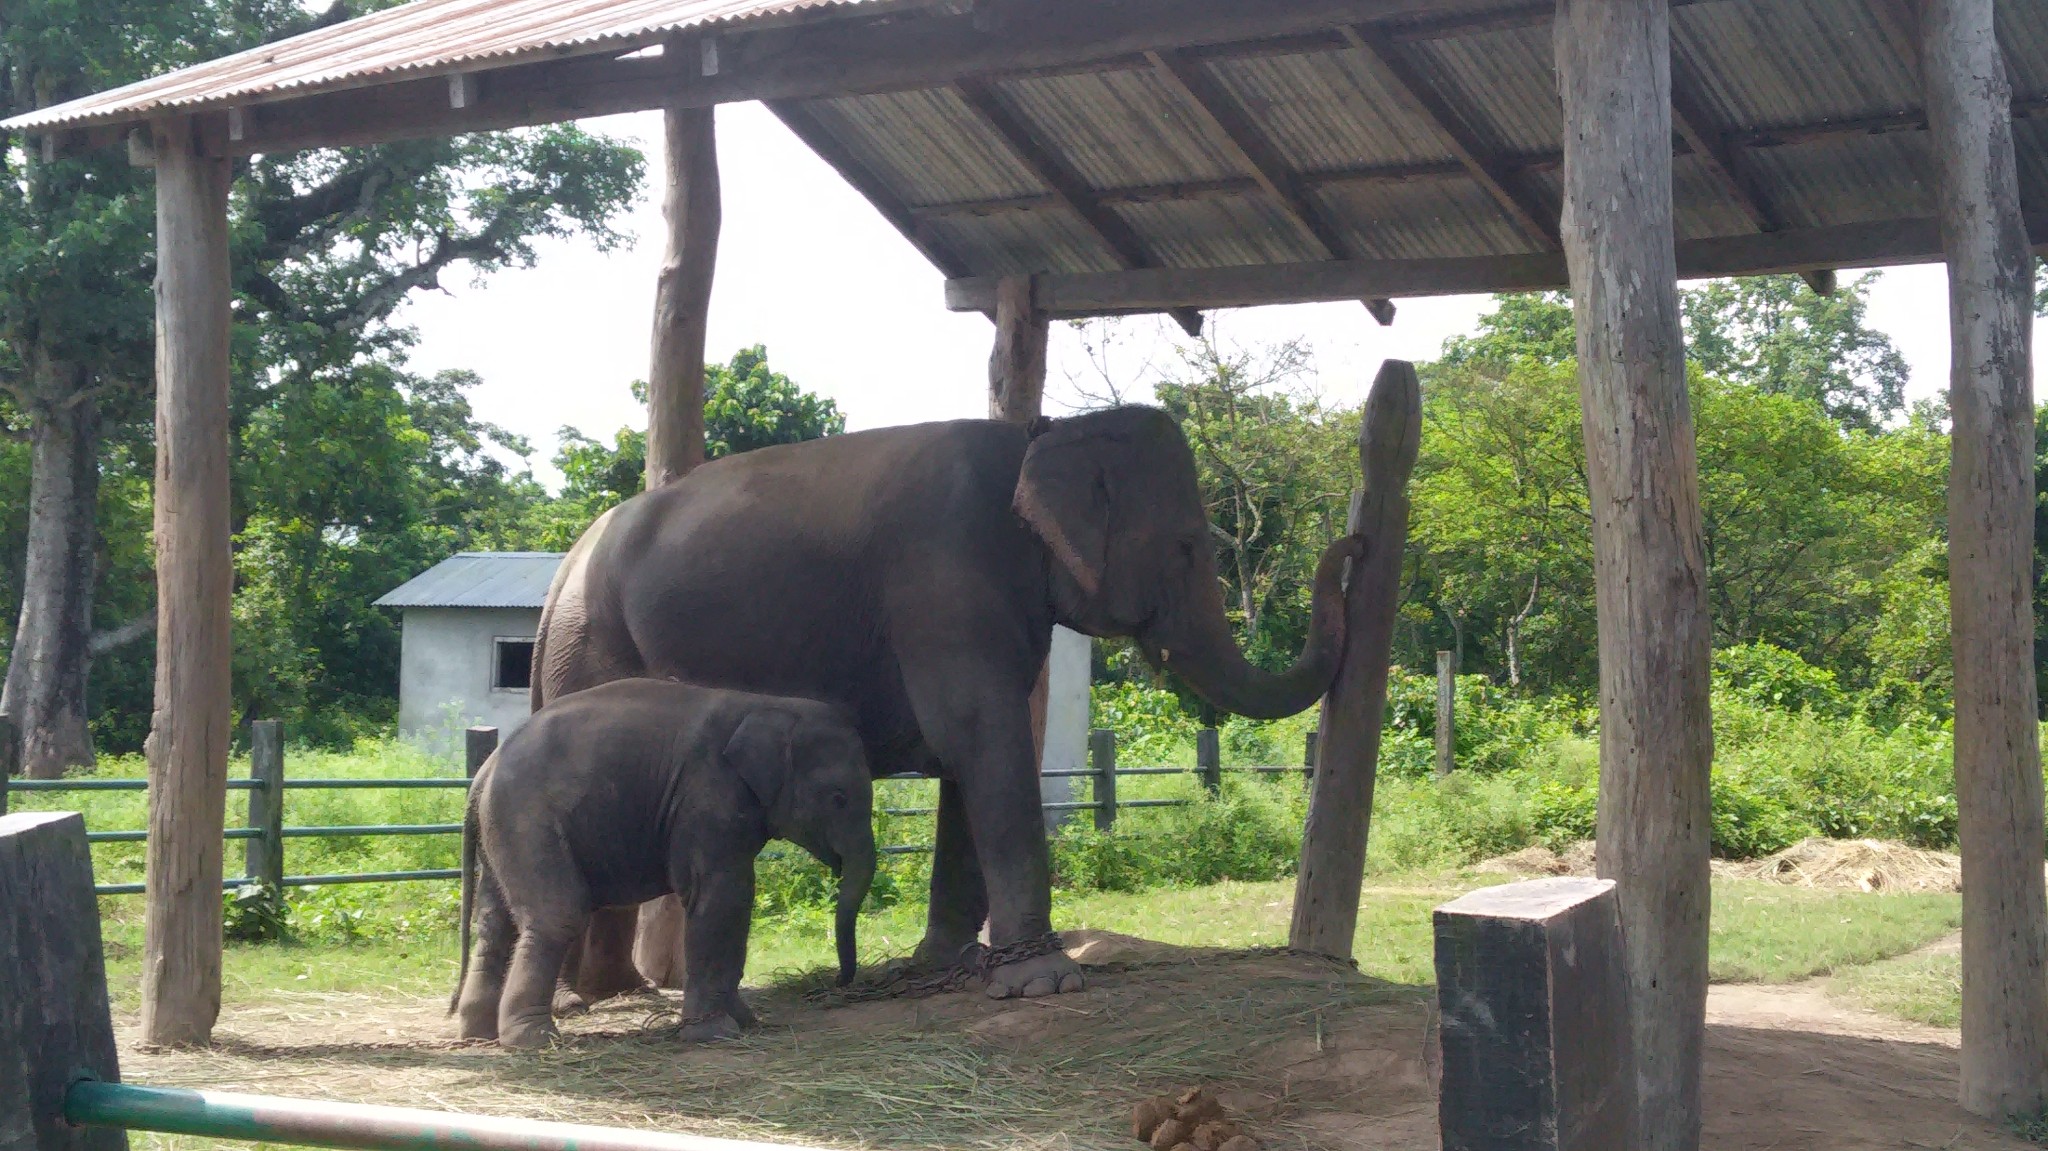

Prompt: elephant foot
[
  {"left": 552, "top": 983, "right": 590, "bottom": 1018},
  {"left": 728, "top": 994, "right": 760, "bottom": 1030},
  {"left": 454, "top": 1007, "right": 498, "bottom": 1042},
  {"left": 499, "top": 1014, "right": 559, "bottom": 1050},
  {"left": 984, "top": 951, "right": 1085, "bottom": 1000},
  {"left": 678, "top": 1011, "right": 742, "bottom": 1043}
]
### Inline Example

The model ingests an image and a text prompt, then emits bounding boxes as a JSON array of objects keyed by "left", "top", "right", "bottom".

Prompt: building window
[{"left": 494, "top": 638, "right": 536, "bottom": 691}]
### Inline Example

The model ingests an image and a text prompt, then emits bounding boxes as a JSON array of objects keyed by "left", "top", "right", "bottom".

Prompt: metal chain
[{"left": 806, "top": 931, "right": 1069, "bottom": 1005}]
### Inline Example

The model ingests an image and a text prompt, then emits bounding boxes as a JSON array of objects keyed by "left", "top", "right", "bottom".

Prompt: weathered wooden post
[
  {"left": 244, "top": 720, "right": 285, "bottom": 897},
  {"left": 0, "top": 811, "right": 126, "bottom": 1151},
  {"left": 1302, "top": 729, "right": 1318, "bottom": 780},
  {"left": 142, "top": 113, "right": 236, "bottom": 1048},
  {"left": 1289, "top": 360, "right": 1420, "bottom": 959},
  {"left": 1090, "top": 729, "right": 1117, "bottom": 832},
  {"left": 1434, "top": 651, "right": 1456, "bottom": 778},
  {"left": 1923, "top": 0, "right": 2048, "bottom": 1118},
  {"left": 1197, "top": 728, "right": 1222, "bottom": 795},
  {"left": 0, "top": 716, "right": 17, "bottom": 816},
  {"left": 1435, "top": 878, "right": 1632, "bottom": 1150},
  {"left": 459, "top": 726, "right": 497, "bottom": 977},
  {"left": 1556, "top": 2, "right": 1712, "bottom": 1145},
  {"left": 633, "top": 103, "right": 723, "bottom": 989},
  {"left": 988, "top": 276, "right": 1048, "bottom": 423}
]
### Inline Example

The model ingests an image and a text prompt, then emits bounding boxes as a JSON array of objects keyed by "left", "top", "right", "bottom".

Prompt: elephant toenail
[
  {"left": 1058, "top": 972, "right": 1086, "bottom": 993},
  {"left": 1021, "top": 975, "right": 1058, "bottom": 998},
  {"left": 984, "top": 981, "right": 1016, "bottom": 1000}
]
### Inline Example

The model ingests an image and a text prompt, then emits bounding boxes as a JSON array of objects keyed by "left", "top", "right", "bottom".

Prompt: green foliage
[
  {"left": 1713, "top": 641, "right": 1848, "bottom": 717},
  {"left": 223, "top": 884, "right": 289, "bottom": 944},
  {"left": 1050, "top": 777, "right": 1307, "bottom": 893},
  {"left": 1682, "top": 273, "right": 1909, "bottom": 431}
]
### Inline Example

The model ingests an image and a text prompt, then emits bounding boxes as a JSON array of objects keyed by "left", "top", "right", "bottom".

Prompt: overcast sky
[{"left": 399, "top": 102, "right": 1994, "bottom": 491}]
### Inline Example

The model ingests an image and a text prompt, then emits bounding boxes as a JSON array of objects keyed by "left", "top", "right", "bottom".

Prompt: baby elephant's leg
[
  {"left": 500, "top": 901, "right": 589, "bottom": 1050},
  {"left": 455, "top": 877, "right": 516, "bottom": 1040},
  {"left": 678, "top": 867, "right": 755, "bottom": 1042}
]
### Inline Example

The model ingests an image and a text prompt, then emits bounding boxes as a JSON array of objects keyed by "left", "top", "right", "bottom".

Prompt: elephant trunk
[
  {"left": 1143, "top": 535, "right": 1360, "bottom": 721},
  {"left": 835, "top": 842, "right": 876, "bottom": 986}
]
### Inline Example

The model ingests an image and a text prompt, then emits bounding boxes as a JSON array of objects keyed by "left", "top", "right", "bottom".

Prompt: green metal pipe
[{"left": 65, "top": 1082, "right": 818, "bottom": 1151}]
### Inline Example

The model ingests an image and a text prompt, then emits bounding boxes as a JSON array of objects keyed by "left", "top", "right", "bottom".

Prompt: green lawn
[{"left": 1830, "top": 948, "right": 1962, "bottom": 1027}]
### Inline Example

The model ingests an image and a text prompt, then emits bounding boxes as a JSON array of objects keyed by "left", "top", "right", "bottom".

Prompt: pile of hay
[
  {"left": 1471, "top": 841, "right": 1597, "bottom": 879},
  {"left": 1722, "top": 838, "right": 1961, "bottom": 893}
]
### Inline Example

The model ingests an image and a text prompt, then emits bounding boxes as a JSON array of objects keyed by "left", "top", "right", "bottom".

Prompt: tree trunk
[
  {"left": 0, "top": 356, "right": 100, "bottom": 779},
  {"left": 1924, "top": 0, "right": 2048, "bottom": 1118},
  {"left": 1557, "top": 2, "right": 1714, "bottom": 1148},
  {"left": 988, "top": 276, "right": 1047, "bottom": 422},
  {"left": 141, "top": 115, "right": 235, "bottom": 1048}
]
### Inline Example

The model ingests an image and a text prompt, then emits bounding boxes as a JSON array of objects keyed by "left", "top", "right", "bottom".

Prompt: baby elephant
[{"left": 452, "top": 679, "right": 875, "bottom": 1049}]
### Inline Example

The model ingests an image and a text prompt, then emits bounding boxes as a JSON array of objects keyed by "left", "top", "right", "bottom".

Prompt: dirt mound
[
  {"left": 1471, "top": 840, "right": 1596, "bottom": 879},
  {"left": 1725, "top": 837, "right": 1962, "bottom": 893}
]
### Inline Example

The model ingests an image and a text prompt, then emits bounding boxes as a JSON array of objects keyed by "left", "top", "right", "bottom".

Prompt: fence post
[
  {"left": 1303, "top": 729, "right": 1319, "bottom": 781},
  {"left": 1197, "top": 727, "right": 1221, "bottom": 795},
  {"left": 460, "top": 727, "right": 498, "bottom": 968},
  {"left": 1090, "top": 729, "right": 1116, "bottom": 832},
  {"left": 1435, "top": 650, "right": 1456, "bottom": 778},
  {"left": 0, "top": 716, "right": 17, "bottom": 816},
  {"left": 245, "top": 721, "right": 285, "bottom": 896},
  {"left": 0, "top": 810, "right": 128, "bottom": 1151}
]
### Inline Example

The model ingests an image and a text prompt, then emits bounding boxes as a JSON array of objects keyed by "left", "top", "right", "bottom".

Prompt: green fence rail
[{"left": 1, "top": 723, "right": 1315, "bottom": 897}]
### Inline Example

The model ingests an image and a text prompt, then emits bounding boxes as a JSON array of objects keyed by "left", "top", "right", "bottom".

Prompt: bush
[
  {"left": 1709, "top": 771, "right": 1814, "bottom": 859},
  {"left": 1714, "top": 642, "right": 1848, "bottom": 717},
  {"left": 1051, "top": 776, "right": 1306, "bottom": 893},
  {"left": 1529, "top": 782, "right": 1597, "bottom": 849}
]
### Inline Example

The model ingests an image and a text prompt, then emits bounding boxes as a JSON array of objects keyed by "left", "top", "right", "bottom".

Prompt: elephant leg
[
  {"left": 914, "top": 778, "right": 990, "bottom": 969},
  {"left": 567, "top": 905, "right": 650, "bottom": 1008},
  {"left": 908, "top": 668, "right": 1082, "bottom": 999},
  {"left": 677, "top": 866, "right": 754, "bottom": 1042},
  {"left": 455, "top": 873, "right": 515, "bottom": 1041},
  {"left": 501, "top": 906, "right": 586, "bottom": 1050}
]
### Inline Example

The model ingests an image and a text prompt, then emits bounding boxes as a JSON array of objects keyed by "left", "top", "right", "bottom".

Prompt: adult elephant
[{"left": 535, "top": 405, "right": 1357, "bottom": 1000}]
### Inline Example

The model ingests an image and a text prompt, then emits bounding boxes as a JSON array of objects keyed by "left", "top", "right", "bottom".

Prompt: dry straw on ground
[{"left": 1473, "top": 837, "right": 1971, "bottom": 895}]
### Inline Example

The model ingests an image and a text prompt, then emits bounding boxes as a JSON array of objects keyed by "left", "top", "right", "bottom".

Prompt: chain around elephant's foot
[
  {"left": 678, "top": 1011, "right": 742, "bottom": 1042},
  {"left": 982, "top": 933, "right": 1085, "bottom": 999}
]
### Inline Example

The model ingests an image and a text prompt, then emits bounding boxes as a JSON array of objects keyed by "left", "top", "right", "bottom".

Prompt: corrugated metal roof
[
  {"left": 1, "top": 0, "right": 906, "bottom": 133},
  {"left": 375, "top": 552, "right": 565, "bottom": 609}
]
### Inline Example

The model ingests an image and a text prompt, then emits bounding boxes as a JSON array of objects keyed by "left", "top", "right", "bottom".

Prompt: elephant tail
[{"left": 451, "top": 772, "right": 489, "bottom": 1014}]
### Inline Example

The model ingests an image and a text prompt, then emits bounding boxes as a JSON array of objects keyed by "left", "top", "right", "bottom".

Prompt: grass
[
  {"left": 1830, "top": 948, "right": 1962, "bottom": 1028},
  {"left": 1707, "top": 882, "right": 1961, "bottom": 983}
]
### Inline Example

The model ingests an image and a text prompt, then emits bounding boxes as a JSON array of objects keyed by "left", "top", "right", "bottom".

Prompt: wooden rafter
[
  {"left": 1667, "top": 55, "right": 1836, "bottom": 294},
  {"left": 1146, "top": 48, "right": 1395, "bottom": 324},
  {"left": 1340, "top": 23, "right": 1561, "bottom": 250},
  {"left": 952, "top": 78, "right": 1204, "bottom": 336}
]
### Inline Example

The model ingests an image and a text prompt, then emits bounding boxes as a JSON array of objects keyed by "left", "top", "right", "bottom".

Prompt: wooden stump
[
  {"left": 142, "top": 115, "right": 235, "bottom": 1049},
  {"left": 1289, "top": 360, "right": 1419, "bottom": 958},
  {"left": 0, "top": 811, "right": 126, "bottom": 1151},
  {"left": 1435, "top": 878, "right": 1632, "bottom": 1151},
  {"left": 1434, "top": 650, "right": 1455, "bottom": 778},
  {"left": 1923, "top": 0, "right": 2048, "bottom": 1118},
  {"left": 1556, "top": 3, "right": 1712, "bottom": 1145}
]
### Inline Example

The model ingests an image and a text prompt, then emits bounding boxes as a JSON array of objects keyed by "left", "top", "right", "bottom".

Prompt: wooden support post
[
  {"left": 989, "top": 276, "right": 1049, "bottom": 422},
  {"left": 459, "top": 726, "right": 497, "bottom": 983},
  {"left": 0, "top": 811, "right": 126, "bottom": 1151},
  {"left": 1434, "top": 650, "right": 1456, "bottom": 778},
  {"left": 244, "top": 721, "right": 285, "bottom": 896},
  {"left": 1303, "top": 729, "right": 1318, "bottom": 779},
  {"left": 1197, "top": 728, "right": 1222, "bottom": 795},
  {"left": 645, "top": 105, "right": 719, "bottom": 490},
  {"left": 141, "top": 114, "right": 234, "bottom": 1049},
  {"left": 1090, "top": 729, "right": 1117, "bottom": 832},
  {"left": 1556, "top": 3, "right": 1713, "bottom": 1146},
  {"left": 1435, "top": 878, "right": 1632, "bottom": 1150},
  {"left": 0, "top": 717, "right": 17, "bottom": 816},
  {"left": 1924, "top": 0, "right": 2048, "bottom": 1118},
  {"left": 1289, "top": 360, "right": 1420, "bottom": 959}
]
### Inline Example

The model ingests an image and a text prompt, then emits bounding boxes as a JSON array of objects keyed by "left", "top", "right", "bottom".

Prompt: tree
[
  {"left": 1681, "top": 273, "right": 1909, "bottom": 432},
  {"left": 0, "top": 0, "right": 642, "bottom": 773}
]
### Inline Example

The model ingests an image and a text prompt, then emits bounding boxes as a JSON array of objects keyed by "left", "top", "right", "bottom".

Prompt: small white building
[{"left": 376, "top": 552, "right": 564, "bottom": 748}]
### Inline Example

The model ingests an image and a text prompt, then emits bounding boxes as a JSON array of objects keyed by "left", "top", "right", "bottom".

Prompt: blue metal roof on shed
[{"left": 374, "top": 552, "right": 565, "bottom": 609}]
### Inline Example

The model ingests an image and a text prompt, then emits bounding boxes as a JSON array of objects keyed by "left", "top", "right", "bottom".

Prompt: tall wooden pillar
[
  {"left": 645, "top": 104, "right": 720, "bottom": 489},
  {"left": 635, "top": 105, "right": 723, "bottom": 989},
  {"left": 1556, "top": 3, "right": 1712, "bottom": 1147},
  {"left": 142, "top": 115, "right": 234, "bottom": 1048},
  {"left": 988, "top": 276, "right": 1048, "bottom": 422},
  {"left": 1924, "top": 0, "right": 2048, "bottom": 1118}
]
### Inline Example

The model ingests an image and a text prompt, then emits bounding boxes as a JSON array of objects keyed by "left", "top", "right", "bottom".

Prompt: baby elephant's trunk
[{"left": 835, "top": 844, "right": 875, "bottom": 986}]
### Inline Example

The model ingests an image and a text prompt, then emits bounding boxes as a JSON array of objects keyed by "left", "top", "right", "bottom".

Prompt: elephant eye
[{"left": 832, "top": 790, "right": 849, "bottom": 810}]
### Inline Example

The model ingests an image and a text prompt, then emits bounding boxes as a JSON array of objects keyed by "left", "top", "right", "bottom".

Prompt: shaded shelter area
[{"left": 7, "top": 0, "right": 2046, "bottom": 1142}]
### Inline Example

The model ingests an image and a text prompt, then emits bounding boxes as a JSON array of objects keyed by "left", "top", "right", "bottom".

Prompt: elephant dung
[
  {"left": 1218, "top": 1138, "right": 1261, "bottom": 1151},
  {"left": 1148, "top": 1118, "right": 1192, "bottom": 1150},
  {"left": 1190, "top": 1121, "right": 1241, "bottom": 1151},
  {"left": 1174, "top": 1088, "right": 1225, "bottom": 1125},
  {"left": 1131, "top": 1099, "right": 1174, "bottom": 1141}
]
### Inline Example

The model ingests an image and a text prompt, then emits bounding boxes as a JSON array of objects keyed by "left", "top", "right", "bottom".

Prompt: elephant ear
[
  {"left": 725, "top": 709, "right": 798, "bottom": 811},
  {"left": 1013, "top": 419, "right": 1113, "bottom": 598}
]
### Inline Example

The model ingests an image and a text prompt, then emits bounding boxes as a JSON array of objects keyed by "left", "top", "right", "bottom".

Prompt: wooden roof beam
[
  {"left": 952, "top": 78, "right": 1204, "bottom": 336},
  {"left": 768, "top": 100, "right": 979, "bottom": 283},
  {"left": 1667, "top": 57, "right": 1835, "bottom": 295},
  {"left": 944, "top": 214, "right": 2048, "bottom": 314},
  {"left": 1146, "top": 48, "right": 1395, "bottom": 324},
  {"left": 1340, "top": 24, "right": 1561, "bottom": 250}
]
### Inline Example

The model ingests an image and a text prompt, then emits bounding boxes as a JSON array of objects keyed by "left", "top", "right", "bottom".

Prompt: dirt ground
[{"left": 115, "top": 929, "right": 2027, "bottom": 1151}]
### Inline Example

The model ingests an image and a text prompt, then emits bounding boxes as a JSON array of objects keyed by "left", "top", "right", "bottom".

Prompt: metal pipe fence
[{"left": 2, "top": 723, "right": 1317, "bottom": 896}]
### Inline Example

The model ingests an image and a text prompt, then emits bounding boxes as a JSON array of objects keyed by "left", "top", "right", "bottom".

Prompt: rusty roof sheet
[{"left": 1, "top": 0, "right": 902, "bottom": 133}]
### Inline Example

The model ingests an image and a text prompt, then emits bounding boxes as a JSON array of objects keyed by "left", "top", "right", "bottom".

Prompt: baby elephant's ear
[{"left": 725, "top": 709, "right": 798, "bottom": 810}]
